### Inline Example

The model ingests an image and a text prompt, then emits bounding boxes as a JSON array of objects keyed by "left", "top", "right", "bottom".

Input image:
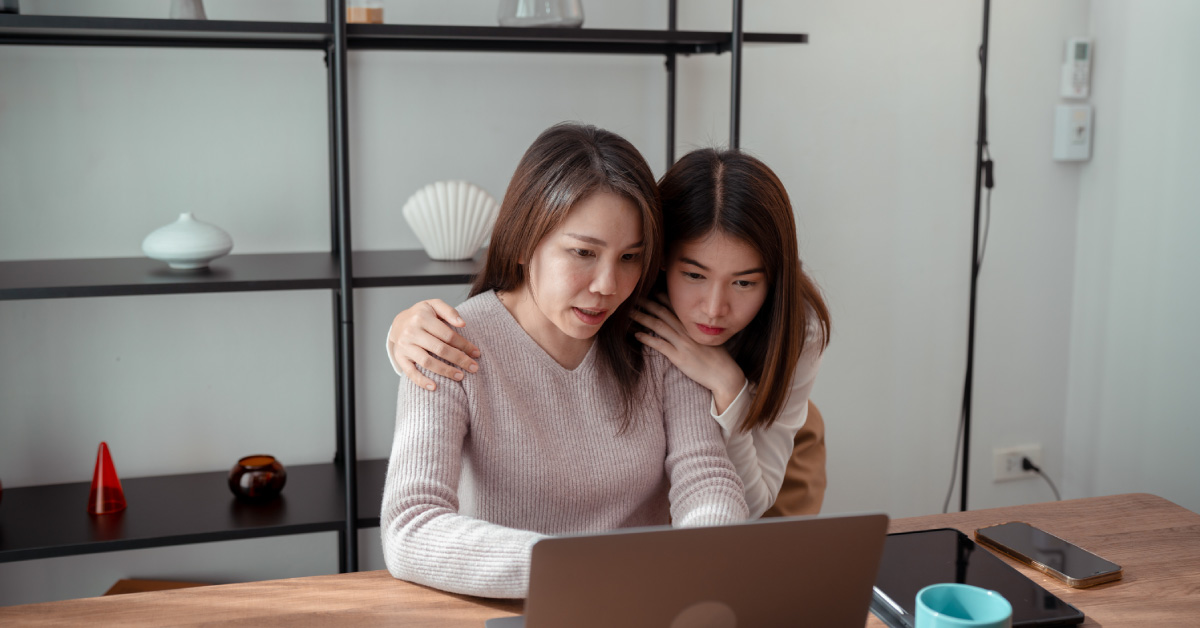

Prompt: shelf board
[
  {"left": 346, "top": 24, "right": 807, "bottom": 55},
  {"left": 0, "top": 458, "right": 388, "bottom": 563},
  {"left": 0, "top": 250, "right": 482, "bottom": 300},
  {"left": 0, "top": 15, "right": 330, "bottom": 49},
  {"left": 351, "top": 249, "right": 482, "bottom": 289},
  {"left": 0, "top": 15, "right": 806, "bottom": 55}
]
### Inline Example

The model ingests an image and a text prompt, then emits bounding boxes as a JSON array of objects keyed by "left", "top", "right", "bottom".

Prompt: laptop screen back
[{"left": 522, "top": 513, "right": 889, "bottom": 628}]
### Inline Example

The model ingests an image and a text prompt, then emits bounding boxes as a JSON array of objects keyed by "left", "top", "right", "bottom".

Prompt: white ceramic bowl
[
  {"left": 402, "top": 181, "right": 500, "bottom": 261},
  {"left": 142, "top": 212, "right": 233, "bottom": 270}
]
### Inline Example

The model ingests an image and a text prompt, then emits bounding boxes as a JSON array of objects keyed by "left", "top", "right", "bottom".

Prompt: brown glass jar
[{"left": 228, "top": 455, "right": 287, "bottom": 502}]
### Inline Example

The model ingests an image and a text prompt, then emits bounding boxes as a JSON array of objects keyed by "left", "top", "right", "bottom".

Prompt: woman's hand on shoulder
[
  {"left": 389, "top": 299, "right": 480, "bottom": 391},
  {"left": 632, "top": 296, "right": 745, "bottom": 413}
]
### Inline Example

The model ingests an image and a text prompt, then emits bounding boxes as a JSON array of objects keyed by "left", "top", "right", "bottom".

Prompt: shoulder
[
  {"left": 451, "top": 291, "right": 506, "bottom": 343},
  {"left": 640, "top": 345, "right": 676, "bottom": 379},
  {"left": 454, "top": 290, "right": 499, "bottom": 321}
]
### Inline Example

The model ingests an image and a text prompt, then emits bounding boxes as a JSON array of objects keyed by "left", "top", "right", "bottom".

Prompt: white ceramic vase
[
  {"left": 402, "top": 181, "right": 500, "bottom": 261},
  {"left": 170, "top": 0, "right": 207, "bottom": 20},
  {"left": 142, "top": 213, "right": 233, "bottom": 270}
]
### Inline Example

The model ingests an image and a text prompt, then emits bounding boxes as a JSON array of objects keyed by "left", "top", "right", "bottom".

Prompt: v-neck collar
[{"left": 483, "top": 290, "right": 599, "bottom": 376}]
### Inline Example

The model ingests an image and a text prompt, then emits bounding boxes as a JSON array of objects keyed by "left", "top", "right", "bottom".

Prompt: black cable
[
  {"left": 942, "top": 400, "right": 967, "bottom": 513},
  {"left": 945, "top": 132, "right": 994, "bottom": 514},
  {"left": 1022, "top": 457, "right": 1062, "bottom": 501},
  {"left": 946, "top": 158, "right": 993, "bottom": 513},
  {"left": 976, "top": 146, "right": 994, "bottom": 273}
]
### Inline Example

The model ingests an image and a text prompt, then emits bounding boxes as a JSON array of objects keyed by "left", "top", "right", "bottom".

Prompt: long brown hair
[
  {"left": 658, "top": 148, "right": 830, "bottom": 434},
  {"left": 472, "top": 123, "right": 662, "bottom": 429}
]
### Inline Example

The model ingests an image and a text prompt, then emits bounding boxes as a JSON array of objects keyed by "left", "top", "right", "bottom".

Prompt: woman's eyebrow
[
  {"left": 566, "top": 233, "right": 644, "bottom": 248},
  {"left": 680, "top": 257, "right": 764, "bottom": 276}
]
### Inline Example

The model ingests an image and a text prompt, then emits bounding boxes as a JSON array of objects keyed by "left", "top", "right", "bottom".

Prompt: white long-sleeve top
[
  {"left": 380, "top": 291, "right": 749, "bottom": 599},
  {"left": 710, "top": 332, "right": 824, "bottom": 517}
]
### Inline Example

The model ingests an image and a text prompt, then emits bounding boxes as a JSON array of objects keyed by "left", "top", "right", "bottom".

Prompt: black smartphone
[{"left": 975, "top": 521, "right": 1122, "bottom": 588}]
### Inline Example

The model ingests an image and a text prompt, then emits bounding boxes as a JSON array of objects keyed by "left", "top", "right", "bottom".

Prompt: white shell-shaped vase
[
  {"left": 402, "top": 181, "right": 500, "bottom": 261},
  {"left": 170, "top": 0, "right": 207, "bottom": 19},
  {"left": 142, "top": 212, "right": 233, "bottom": 270}
]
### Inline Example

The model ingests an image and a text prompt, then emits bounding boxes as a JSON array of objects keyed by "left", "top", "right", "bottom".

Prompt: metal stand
[
  {"left": 328, "top": 0, "right": 359, "bottom": 571},
  {"left": 665, "top": 0, "right": 677, "bottom": 167},
  {"left": 729, "top": 0, "right": 743, "bottom": 149},
  {"left": 960, "top": 0, "right": 991, "bottom": 513}
]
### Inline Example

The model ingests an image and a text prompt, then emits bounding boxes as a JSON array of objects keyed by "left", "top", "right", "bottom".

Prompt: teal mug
[{"left": 915, "top": 583, "right": 1012, "bottom": 628}]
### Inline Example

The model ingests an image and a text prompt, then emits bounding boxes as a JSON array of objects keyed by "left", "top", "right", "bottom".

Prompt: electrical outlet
[{"left": 993, "top": 444, "right": 1043, "bottom": 482}]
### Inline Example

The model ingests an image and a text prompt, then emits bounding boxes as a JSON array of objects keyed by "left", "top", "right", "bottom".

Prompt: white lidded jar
[{"left": 142, "top": 212, "right": 233, "bottom": 270}]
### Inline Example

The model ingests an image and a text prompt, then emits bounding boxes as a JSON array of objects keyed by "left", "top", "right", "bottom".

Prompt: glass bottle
[{"left": 498, "top": 0, "right": 584, "bottom": 28}]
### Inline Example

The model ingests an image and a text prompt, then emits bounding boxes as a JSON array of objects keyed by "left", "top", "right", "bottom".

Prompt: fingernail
[
  {"left": 468, "top": 363, "right": 479, "bottom": 373},
  {"left": 471, "top": 350, "right": 481, "bottom": 358},
  {"left": 455, "top": 318, "right": 464, "bottom": 325},
  {"left": 453, "top": 372, "right": 464, "bottom": 380},
  {"left": 426, "top": 384, "right": 436, "bottom": 391}
]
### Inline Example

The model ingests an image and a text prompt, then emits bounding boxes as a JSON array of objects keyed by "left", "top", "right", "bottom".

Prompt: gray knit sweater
[{"left": 381, "top": 290, "right": 749, "bottom": 599}]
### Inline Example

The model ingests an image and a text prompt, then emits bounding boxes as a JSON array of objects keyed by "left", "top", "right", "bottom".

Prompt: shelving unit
[{"left": 0, "top": 1, "right": 806, "bottom": 572}]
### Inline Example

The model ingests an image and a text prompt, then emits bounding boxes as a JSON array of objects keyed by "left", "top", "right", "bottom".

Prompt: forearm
[
  {"left": 381, "top": 491, "right": 544, "bottom": 598},
  {"left": 713, "top": 341, "right": 823, "bottom": 517},
  {"left": 662, "top": 362, "right": 749, "bottom": 525},
  {"left": 381, "top": 374, "right": 545, "bottom": 598}
]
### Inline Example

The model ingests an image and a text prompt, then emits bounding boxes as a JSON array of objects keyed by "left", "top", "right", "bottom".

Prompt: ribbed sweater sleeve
[
  {"left": 662, "top": 359, "right": 751, "bottom": 527},
  {"left": 380, "top": 374, "right": 546, "bottom": 599}
]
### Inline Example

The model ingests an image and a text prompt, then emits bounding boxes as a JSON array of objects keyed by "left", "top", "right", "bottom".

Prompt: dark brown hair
[
  {"left": 472, "top": 123, "right": 662, "bottom": 430},
  {"left": 658, "top": 148, "right": 830, "bottom": 434}
]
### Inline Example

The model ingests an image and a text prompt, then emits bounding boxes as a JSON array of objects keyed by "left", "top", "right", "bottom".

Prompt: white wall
[
  {"left": 2, "top": 0, "right": 1190, "bottom": 608},
  {"left": 1063, "top": 1, "right": 1200, "bottom": 513}
]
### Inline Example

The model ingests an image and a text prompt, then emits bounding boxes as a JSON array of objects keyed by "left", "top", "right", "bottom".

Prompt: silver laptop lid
[{"left": 522, "top": 512, "right": 889, "bottom": 628}]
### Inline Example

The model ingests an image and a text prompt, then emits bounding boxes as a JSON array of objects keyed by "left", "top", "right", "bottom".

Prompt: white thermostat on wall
[
  {"left": 1054, "top": 104, "right": 1093, "bottom": 161},
  {"left": 1061, "top": 38, "right": 1092, "bottom": 99}
]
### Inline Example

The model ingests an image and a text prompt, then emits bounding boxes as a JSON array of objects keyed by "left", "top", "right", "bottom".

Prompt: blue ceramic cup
[{"left": 915, "top": 583, "right": 1012, "bottom": 628}]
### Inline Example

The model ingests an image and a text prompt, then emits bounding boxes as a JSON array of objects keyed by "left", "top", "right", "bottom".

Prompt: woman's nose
[
  {"left": 703, "top": 287, "right": 729, "bottom": 318},
  {"left": 590, "top": 260, "right": 619, "bottom": 296}
]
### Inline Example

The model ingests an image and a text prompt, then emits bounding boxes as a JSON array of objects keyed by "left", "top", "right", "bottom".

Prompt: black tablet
[{"left": 870, "top": 528, "right": 1085, "bottom": 628}]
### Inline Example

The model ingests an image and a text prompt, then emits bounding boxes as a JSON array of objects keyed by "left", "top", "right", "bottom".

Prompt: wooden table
[
  {"left": 867, "top": 492, "right": 1200, "bottom": 627},
  {"left": 2, "top": 493, "right": 1196, "bottom": 627}
]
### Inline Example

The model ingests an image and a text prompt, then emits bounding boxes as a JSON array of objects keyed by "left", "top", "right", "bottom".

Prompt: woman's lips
[
  {"left": 573, "top": 307, "right": 608, "bottom": 325},
  {"left": 696, "top": 323, "right": 725, "bottom": 336}
]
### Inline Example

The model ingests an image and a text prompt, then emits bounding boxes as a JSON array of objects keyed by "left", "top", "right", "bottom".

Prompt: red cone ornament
[{"left": 87, "top": 441, "right": 127, "bottom": 515}]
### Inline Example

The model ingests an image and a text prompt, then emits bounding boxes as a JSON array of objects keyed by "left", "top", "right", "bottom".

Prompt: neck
[{"left": 497, "top": 288, "right": 594, "bottom": 370}]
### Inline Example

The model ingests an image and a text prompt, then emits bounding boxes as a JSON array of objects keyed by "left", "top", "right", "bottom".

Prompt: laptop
[{"left": 486, "top": 512, "right": 889, "bottom": 628}]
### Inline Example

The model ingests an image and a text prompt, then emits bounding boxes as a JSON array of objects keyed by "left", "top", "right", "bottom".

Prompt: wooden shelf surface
[
  {"left": 0, "top": 458, "right": 387, "bottom": 563},
  {"left": 0, "top": 15, "right": 806, "bottom": 54},
  {"left": 0, "top": 250, "right": 482, "bottom": 300}
]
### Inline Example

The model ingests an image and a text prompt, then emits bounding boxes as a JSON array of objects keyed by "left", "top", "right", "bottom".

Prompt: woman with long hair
[
  {"left": 387, "top": 147, "right": 829, "bottom": 518},
  {"left": 380, "top": 124, "right": 748, "bottom": 600}
]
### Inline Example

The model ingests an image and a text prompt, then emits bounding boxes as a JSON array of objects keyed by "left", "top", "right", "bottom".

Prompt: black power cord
[
  {"left": 1022, "top": 456, "right": 1062, "bottom": 501},
  {"left": 941, "top": 132, "right": 996, "bottom": 516}
]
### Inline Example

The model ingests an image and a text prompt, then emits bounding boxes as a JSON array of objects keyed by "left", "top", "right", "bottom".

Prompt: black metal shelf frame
[{"left": 0, "top": 0, "right": 806, "bottom": 571}]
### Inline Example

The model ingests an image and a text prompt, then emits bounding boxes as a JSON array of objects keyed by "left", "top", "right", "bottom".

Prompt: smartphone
[{"left": 975, "top": 521, "right": 1121, "bottom": 588}]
